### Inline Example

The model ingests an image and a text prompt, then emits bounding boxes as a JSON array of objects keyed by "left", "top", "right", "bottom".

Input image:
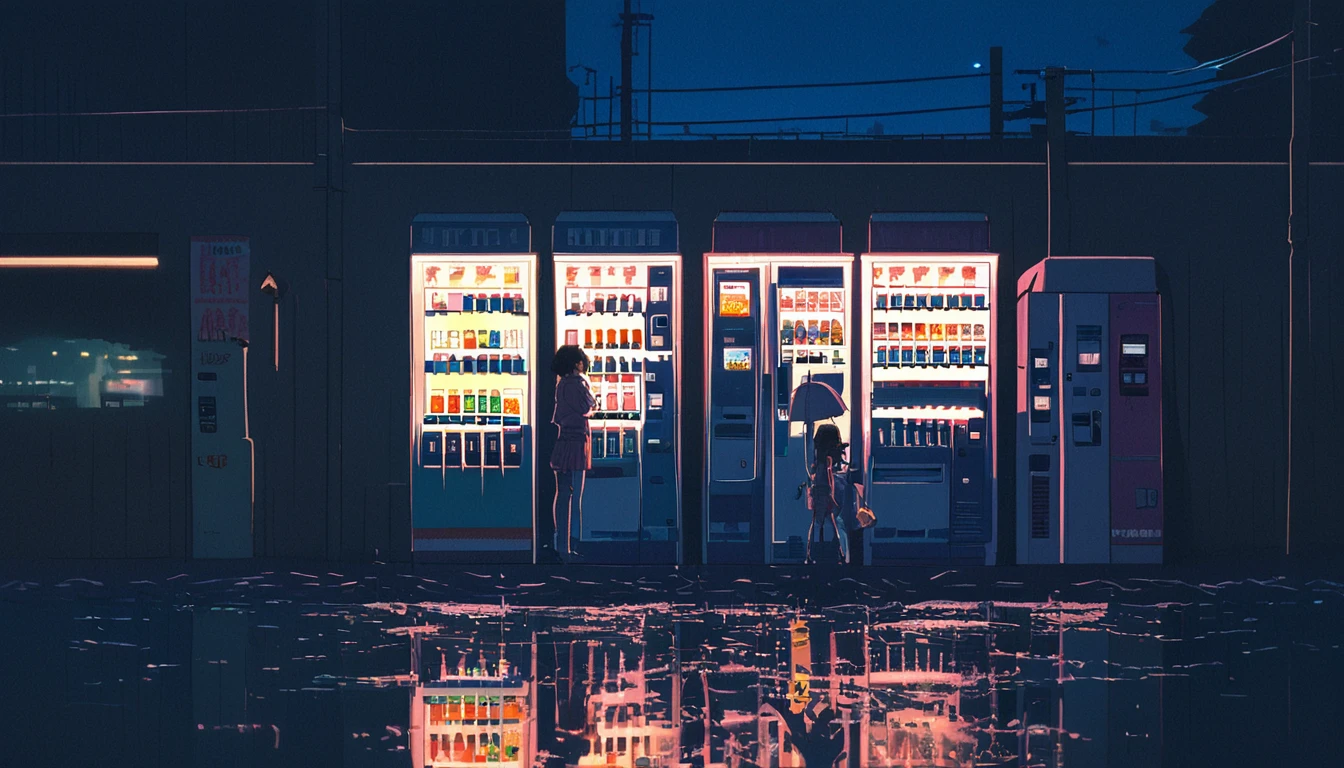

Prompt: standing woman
[
  {"left": 549, "top": 344, "right": 595, "bottom": 562},
  {"left": 807, "top": 423, "right": 850, "bottom": 565}
]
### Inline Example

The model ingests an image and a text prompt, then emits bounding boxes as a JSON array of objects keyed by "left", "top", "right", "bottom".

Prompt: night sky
[{"left": 567, "top": 0, "right": 1213, "bottom": 137}]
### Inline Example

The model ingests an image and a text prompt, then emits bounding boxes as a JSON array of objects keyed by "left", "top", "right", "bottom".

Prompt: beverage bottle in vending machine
[
  {"left": 430, "top": 390, "right": 445, "bottom": 414},
  {"left": 632, "top": 329, "right": 642, "bottom": 349}
]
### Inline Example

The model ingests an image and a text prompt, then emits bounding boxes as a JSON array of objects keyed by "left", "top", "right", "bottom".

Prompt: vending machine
[
  {"left": 410, "top": 214, "right": 537, "bottom": 562},
  {"left": 1016, "top": 256, "right": 1163, "bottom": 565},
  {"left": 552, "top": 211, "right": 682, "bottom": 564},
  {"left": 703, "top": 213, "right": 853, "bottom": 564},
  {"left": 861, "top": 213, "right": 998, "bottom": 566}
]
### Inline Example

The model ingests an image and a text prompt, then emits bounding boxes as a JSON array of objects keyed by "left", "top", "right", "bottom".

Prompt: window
[{"left": 0, "top": 337, "right": 166, "bottom": 410}]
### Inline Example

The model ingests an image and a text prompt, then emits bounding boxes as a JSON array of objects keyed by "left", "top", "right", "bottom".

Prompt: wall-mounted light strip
[{"left": 0, "top": 256, "right": 159, "bottom": 269}]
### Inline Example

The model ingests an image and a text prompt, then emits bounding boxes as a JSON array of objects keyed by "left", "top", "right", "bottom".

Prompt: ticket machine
[
  {"left": 1016, "top": 256, "right": 1163, "bottom": 564},
  {"left": 552, "top": 212, "right": 682, "bottom": 563},
  {"left": 704, "top": 213, "right": 853, "bottom": 564}
]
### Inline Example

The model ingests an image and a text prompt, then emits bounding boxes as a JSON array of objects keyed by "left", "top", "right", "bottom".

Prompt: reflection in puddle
[{"left": 3, "top": 571, "right": 1341, "bottom": 766}]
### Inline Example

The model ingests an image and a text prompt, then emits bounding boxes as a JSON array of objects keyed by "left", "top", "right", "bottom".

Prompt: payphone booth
[
  {"left": 411, "top": 214, "right": 538, "bottom": 563},
  {"left": 704, "top": 213, "right": 853, "bottom": 564},
  {"left": 552, "top": 212, "right": 682, "bottom": 564},
  {"left": 860, "top": 214, "right": 999, "bottom": 566},
  {"left": 1016, "top": 256, "right": 1163, "bottom": 564}
]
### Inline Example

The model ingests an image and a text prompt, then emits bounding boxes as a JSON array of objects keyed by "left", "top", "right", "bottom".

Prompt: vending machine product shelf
[
  {"left": 552, "top": 212, "right": 682, "bottom": 564},
  {"left": 411, "top": 214, "right": 537, "bottom": 562},
  {"left": 860, "top": 243, "right": 998, "bottom": 566}
]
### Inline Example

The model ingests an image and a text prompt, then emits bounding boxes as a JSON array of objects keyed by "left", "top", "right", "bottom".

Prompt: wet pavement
[{"left": 2, "top": 561, "right": 1342, "bottom": 767}]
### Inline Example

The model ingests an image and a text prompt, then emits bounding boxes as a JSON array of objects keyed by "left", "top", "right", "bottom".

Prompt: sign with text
[{"left": 190, "top": 236, "right": 252, "bottom": 558}]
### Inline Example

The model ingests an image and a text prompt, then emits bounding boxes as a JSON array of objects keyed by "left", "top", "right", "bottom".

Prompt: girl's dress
[{"left": 550, "top": 373, "right": 595, "bottom": 471}]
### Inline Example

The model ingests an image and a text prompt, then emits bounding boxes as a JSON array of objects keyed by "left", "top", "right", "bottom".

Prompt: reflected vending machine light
[
  {"left": 411, "top": 214, "right": 537, "bottom": 562},
  {"left": 1015, "top": 256, "right": 1163, "bottom": 565},
  {"left": 861, "top": 214, "right": 998, "bottom": 565},
  {"left": 704, "top": 213, "right": 853, "bottom": 564},
  {"left": 552, "top": 212, "right": 682, "bottom": 563}
]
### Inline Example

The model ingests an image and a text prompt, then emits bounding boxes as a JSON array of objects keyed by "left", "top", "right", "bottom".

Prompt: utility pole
[
  {"left": 1045, "top": 66, "right": 1068, "bottom": 256},
  {"left": 620, "top": 0, "right": 632, "bottom": 141},
  {"left": 618, "top": 0, "right": 654, "bottom": 142},
  {"left": 989, "top": 46, "right": 1003, "bottom": 140},
  {"left": 1287, "top": 0, "right": 1312, "bottom": 556}
]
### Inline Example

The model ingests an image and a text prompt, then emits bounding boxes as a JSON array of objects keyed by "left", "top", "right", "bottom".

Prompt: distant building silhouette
[
  {"left": 1182, "top": 0, "right": 1341, "bottom": 138},
  {"left": 343, "top": 0, "right": 578, "bottom": 136},
  {"left": 0, "top": 0, "right": 578, "bottom": 160}
]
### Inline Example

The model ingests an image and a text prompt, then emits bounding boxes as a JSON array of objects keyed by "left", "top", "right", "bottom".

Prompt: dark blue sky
[{"left": 567, "top": 0, "right": 1212, "bottom": 137}]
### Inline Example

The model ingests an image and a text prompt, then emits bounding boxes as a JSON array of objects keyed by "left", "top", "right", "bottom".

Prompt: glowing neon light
[
  {"left": 0, "top": 256, "right": 159, "bottom": 269},
  {"left": 872, "top": 406, "right": 985, "bottom": 420}
]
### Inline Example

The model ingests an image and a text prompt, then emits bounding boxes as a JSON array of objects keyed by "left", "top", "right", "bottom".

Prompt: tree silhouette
[{"left": 1181, "top": 0, "right": 1341, "bottom": 137}]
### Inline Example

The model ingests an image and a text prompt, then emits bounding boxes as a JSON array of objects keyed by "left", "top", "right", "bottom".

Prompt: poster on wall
[{"left": 190, "top": 236, "right": 253, "bottom": 558}]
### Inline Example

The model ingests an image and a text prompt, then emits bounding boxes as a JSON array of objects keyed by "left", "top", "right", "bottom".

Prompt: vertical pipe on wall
[{"left": 1286, "top": 0, "right": 1312, "bottom": 556}]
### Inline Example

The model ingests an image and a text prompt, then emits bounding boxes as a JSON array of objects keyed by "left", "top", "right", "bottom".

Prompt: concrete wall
[{"left": 2, "top": 147, "right": 1340, "bottom": 563}]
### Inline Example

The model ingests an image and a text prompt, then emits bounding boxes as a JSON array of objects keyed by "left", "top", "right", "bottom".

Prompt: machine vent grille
[
  {"left": 951, "top": 502, "right": 983, "bottom": 540},
  {"left": 1031, "top": 474, "right": 1050, "bottom": 539}
]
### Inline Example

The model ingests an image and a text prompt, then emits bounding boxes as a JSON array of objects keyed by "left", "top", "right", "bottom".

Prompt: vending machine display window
[
  {"left": 411, "top": 214, "right": 536, "bottom": 562},
  {"left": 860, "top": 251, "right": 998, "bottom": 565}
]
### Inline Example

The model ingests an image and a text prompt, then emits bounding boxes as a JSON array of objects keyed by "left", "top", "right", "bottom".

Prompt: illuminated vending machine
[
  {"left": 411, "top": 214, "right": 537, "bottom": 562},
  {"left": 704, "top": 213, "right": 853, "bottom": 564},
  {"left": 552, "top": 212, "right": 682, "bottom": 563},
  {"left": 1016, "top": 256, "right": 1162, "bottom": 564},
  {"left": 861, "top": 214, "right": 998, "bottom": 565}
]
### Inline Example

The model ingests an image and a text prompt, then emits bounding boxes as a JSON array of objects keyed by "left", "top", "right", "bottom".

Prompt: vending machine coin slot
[
  {"left": 502, "top": 429, "right": 523, "bottom": 467},
  {"left": 420, "top": 430, "right": 443, "bottom": 468},
  {"left": 444, "top": 432, "right": 463, "bottom": 467},
  {"left": 484, "top": 432, "right": 502, "bottom": 467},
  {"left": 463, "top": 432, "right": 482, "bottom": 466}
]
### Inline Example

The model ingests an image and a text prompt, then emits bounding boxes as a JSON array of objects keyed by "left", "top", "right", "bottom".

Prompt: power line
[
  {"left": 0, "top": 106, "right": 325, "bottom": 119},
  {"left": 1082, "top": 30, "right": 1294, "bottom": 76},
  {"left": 647, "top": 72, "right": 988, "bottom": 95},
  {"left": 1066, "top": 51, "right": 1335, "bottom": 114},
  {"left": 648, "top": 103, "right": 991, "bottom": 127}
]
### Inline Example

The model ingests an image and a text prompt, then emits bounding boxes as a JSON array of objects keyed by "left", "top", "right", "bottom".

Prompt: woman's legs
[
  {"left": 832, "top": 514, "right": 849, "bottom": 564},
  {"left": 553, "top": 470, "right": 573, "bottom": 555},
  {"left": 568, "top": 470, "right": 585, "bottom": 554},
  {"left": 553, "top": 470, "right": 585, "bottom": 557}
]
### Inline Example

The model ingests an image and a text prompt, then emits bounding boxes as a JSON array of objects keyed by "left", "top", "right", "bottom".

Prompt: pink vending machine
[{"left": 1016, "top": 257, "right": 1163, "bottom": 564}]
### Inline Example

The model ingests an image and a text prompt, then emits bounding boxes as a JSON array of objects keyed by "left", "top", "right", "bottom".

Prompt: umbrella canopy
[{"left": 788, "top": 377, "right": 846, "bottom": 423}]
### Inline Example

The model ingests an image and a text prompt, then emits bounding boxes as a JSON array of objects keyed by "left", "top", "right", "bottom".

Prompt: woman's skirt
[{"left": 550, "top": 435, "right": 591, "bottom": 472}]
